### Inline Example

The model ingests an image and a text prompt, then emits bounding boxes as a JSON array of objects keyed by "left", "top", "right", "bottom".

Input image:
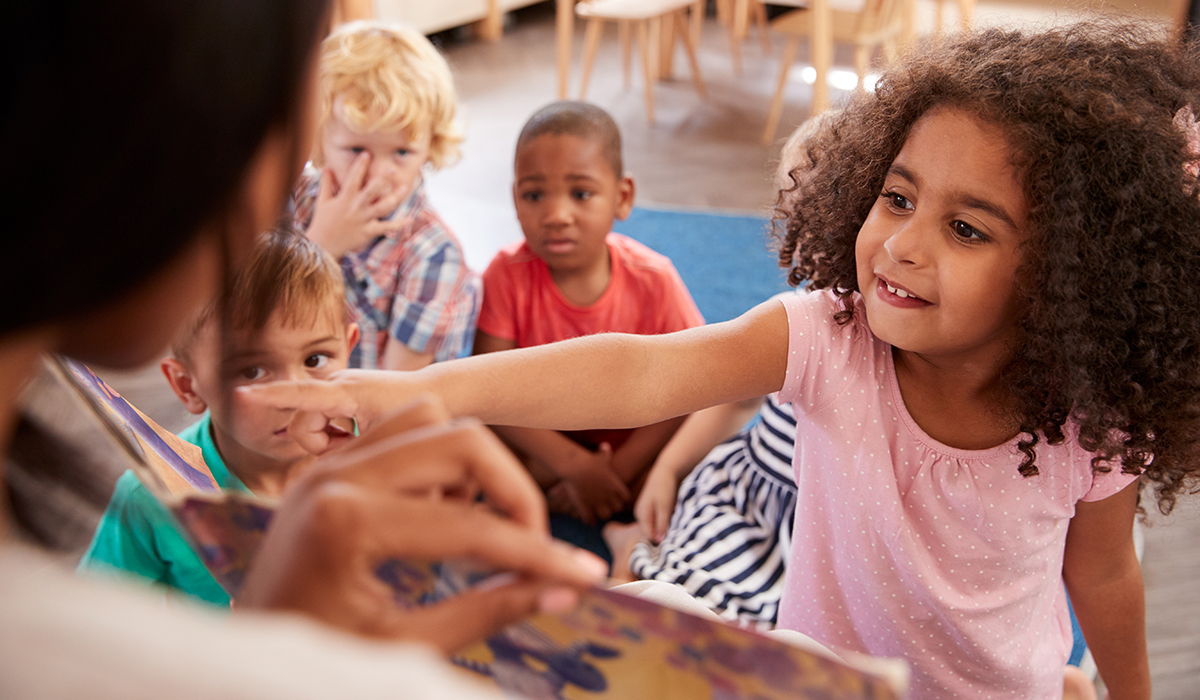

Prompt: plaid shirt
[{"left": 292, "top": 167, "right": 481, "bottom": 368}]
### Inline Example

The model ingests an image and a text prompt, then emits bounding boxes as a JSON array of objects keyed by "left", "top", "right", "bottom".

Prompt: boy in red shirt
[{"left": 474, "top": 101, "right": 704, "bottom": 560}]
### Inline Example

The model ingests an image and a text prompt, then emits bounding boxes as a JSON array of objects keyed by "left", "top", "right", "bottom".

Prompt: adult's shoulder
[{"left": 2, "top": 543, "right": 505, "bottom": 700}]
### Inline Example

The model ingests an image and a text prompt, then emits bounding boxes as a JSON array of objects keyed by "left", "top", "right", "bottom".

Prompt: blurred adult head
[{"left": 2, "top": 0, "right": 329, "bottom": 366}]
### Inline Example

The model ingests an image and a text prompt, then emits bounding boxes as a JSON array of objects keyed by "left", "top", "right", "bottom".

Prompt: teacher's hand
[{"left": 236, "top": 395, "right": 608, "bottom": 654}]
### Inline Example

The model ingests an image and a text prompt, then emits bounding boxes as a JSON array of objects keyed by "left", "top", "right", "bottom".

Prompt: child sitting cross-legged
[
  {"left": 292, "top": 20, "right": 480, "bottom": 371},
  {"left": 474, "top": 101, "right": 705, "bottom": 560},
  {"left": 78, "top": 228, "right": 358, "bottom": 607}
]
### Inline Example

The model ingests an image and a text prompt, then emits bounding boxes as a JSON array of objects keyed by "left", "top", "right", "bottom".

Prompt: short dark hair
[
  {"left": 1, "top": 0, "right": 329, "bottom": 336},
  {"left": 516, "top": 101, "right": 624, "bottom": 178},
  {"left": 774, "top": 22, "right": 1200, "bottom": 513}
]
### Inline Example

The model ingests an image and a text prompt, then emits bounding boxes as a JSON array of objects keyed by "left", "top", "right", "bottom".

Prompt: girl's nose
[{"left": 883, "top": 221, "right": 926, "bottom": 266}]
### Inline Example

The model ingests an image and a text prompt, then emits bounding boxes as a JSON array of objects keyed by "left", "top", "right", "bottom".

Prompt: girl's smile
[{"left": 855, "top": 106, "right": 1028, "bottom": 369}]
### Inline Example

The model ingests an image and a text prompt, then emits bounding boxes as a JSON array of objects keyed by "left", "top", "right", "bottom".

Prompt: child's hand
[
  {"left": 238, "top": 369, "right": 415, "bottom": 454},
  {"left": 236, "top": 395, "right": 608, "bottom": 653},
  {"left": 633, "top": 464, "right": 680, "bottom": 543},
  {"left": 555, "top": 443, "right": 629, "bottom": 525},
  {"left": 305, "top": 154, "right": 409, "bottom": 259}
]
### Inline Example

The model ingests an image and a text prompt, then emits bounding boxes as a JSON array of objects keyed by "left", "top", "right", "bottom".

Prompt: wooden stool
[
  {"left": 576, "top": 0, "right": 706, "bottom": 125},
  {"left": 762, "top": 0, "right": 905, "bottom": 143}
]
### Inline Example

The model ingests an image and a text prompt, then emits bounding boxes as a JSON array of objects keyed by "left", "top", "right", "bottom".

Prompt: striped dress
[{"left": 628, "top": 394, "right": 797, "bottom": 628}]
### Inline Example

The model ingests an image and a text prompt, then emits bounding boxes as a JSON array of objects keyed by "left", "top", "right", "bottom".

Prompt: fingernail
[
  {"left": 537, "top": 586, "right": 579, "bottom": 614},
  {"left": 571, "top": 549, "right": 610, "bottom": 581}
]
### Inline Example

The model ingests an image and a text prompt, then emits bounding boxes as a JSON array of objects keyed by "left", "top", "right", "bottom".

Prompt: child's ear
[
  {"left": 615, "top": 174, "right": 635, "bottom": 221},
  {"left": 160, "top": 357, "right": 208, "bottom": 415},
  {"left": 345, "top": 322, "right": 360, "bottom": 354}
]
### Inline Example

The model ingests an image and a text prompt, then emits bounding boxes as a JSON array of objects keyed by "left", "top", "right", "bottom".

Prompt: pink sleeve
[
  {"left": 778, "top": 291, "right": 860, "bottom": 413},
  {"left": 1080, "top": 461, "right": 1141, "bottom": 502}
]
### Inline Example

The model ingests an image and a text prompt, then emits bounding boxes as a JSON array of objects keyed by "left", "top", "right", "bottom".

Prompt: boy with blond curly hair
[{"left": 292, "top": 20, "right": 480, "bottom": 370}]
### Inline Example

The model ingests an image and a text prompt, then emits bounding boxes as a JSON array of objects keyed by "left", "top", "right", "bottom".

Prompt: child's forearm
[
  {"left": 610, "top": 416, "right": 688, "bottom": 487},
  {"left": 424, "top": 304, "right": 788, "bottom": 430},
  {"left": 1066, "top": 550, "right": 1149, "bottom": 700},
  {"left": 257, "top": 302, "right": 789, "bottom": 436},
  {"left": 1063, "top": 482, "right": 1150, "bottom": 700}
]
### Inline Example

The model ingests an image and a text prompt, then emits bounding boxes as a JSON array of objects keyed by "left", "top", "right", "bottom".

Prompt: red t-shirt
[{"left": 478, "top": 233, "right": 704, "bottom": 449}]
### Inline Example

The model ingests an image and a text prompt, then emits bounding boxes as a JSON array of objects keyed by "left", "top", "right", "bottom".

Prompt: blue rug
[{"left": 613, "top": 205, "right": 794, "bottom": 324}]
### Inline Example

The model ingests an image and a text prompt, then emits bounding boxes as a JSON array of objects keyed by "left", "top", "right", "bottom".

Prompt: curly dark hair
[{"left": 775, "top": 22, "right": 1200, "bottom": 514}]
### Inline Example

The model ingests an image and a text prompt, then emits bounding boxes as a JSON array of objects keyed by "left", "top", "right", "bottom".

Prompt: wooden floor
[{"left": 101, "top": 1, "right": 1198, "bottom": 696}]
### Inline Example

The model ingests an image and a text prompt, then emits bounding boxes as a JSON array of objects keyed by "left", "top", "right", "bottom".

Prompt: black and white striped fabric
[{"left": 629, "top": 394, "right": 797, "bottom": 628}]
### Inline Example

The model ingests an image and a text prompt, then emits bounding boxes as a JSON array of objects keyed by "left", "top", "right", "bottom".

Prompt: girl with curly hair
[{"left": 249, "top": 21, "right": 1200, "bottom": 699}]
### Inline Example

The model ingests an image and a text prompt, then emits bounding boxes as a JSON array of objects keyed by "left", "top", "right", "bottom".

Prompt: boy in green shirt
[{"left": 79, "top": 229, "right": 358, "bottom": 606}]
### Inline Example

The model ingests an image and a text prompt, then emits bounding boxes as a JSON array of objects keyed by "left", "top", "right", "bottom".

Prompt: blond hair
[
  {"left": 314, "top": 20, "right": 462, "bottom": 169},
  {"left": 171, "top": 227, "right": 346, "bottom": 362}
]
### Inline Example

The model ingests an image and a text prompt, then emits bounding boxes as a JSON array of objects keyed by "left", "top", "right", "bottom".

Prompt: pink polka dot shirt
[{"left": 776, "top": 290, "right": 1137, "bottom": 699}]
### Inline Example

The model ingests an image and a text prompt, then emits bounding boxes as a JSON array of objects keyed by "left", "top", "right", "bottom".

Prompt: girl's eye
[
  {"left": 396, "top": 148, "right": 410, "bottom": 157},
  {"left": 521, "top": 191, "right": 543, "bottom": 203},
  {"left": 305, "top": 353, "right": 331, "bottom": 370},
  {"left": 348, "top": 146, "right": 365, "bottom": 154},
  {"left": 882, "top": 191, "right": 913, "bottom": 210},
  {"left": 572, "top": 190, "right": 594, "bottom": 201},
  {"left": 952, "top": 220, "right": 988, "bottom": 242},
  {"left": 239, "top": 366, "right": 266, "bottom": 381}
]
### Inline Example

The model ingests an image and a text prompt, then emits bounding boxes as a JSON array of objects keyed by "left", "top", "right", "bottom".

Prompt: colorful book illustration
[{"left": 58, "top": 357, "right": 906, "bottom": 699}]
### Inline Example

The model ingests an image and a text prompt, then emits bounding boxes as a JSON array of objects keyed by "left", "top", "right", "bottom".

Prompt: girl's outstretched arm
[
  {"left": 244, "top": 298, "right": 791, "bottom": 442},
  {"left": 1062, "top": 480, "right": 1149, "bottom": 700}
]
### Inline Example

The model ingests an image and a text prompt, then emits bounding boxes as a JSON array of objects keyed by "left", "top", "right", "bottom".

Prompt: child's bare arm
[
  {"left": 634, "top": 398, "right": 765, "bottom": 541},
  {"left": 1063, "top": 481, "right": 1149, "bottom": 700},
  {"left": 244, "top": 299, "right": 791, "bottom": 447},
  {"left": 475, "top": 330, "right": 629, "bottom": 521},
  {"left": 432, "top": 300, "right": 787, "bottom": 427}
]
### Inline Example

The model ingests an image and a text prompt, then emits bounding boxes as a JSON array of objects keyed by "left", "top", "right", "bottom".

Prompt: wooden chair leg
[
  {"left": 636, "top": 20, "right": 657, "bottom": 124},
  {"left": 958, "top": 0, "right": 974, "bottom": 30},
  {"left": 754, "top": 0, "right": 772, "bottom": 54},
  {"left": 900, "top": 0, "right": 915, "bottom": 46},
  {"left": 676, "top": 9, "right": 706, "bottom": 98},
  {"left": 691, "top": 0, "right": 704, "bottom": 46},
  {"left": 853, "top": 43, "right": 870, "bottom": 92},
  {"left": 579, "top": 18, "right": 604, "bottom": 99},
  {"left": 619, "top": 20, "right": 632, "bottom": 90},
  {"left": 762, "top": 37, "right": 800, "bottom": 144},
  {"left": 657, "top": 14, "right": 674, "bottom": 78},
  {"left": 716, "top": 0, "right": 731, "bottom": 26},
  {"left": 727, "top": 12, "right": 743, "bottom": 75},
  {"left": 883, "top": 36, "right": 898, "bottom": 63}
]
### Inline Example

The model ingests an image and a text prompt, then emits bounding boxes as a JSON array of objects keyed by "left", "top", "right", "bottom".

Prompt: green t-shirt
[{"left": 77, "top": 413, "right": 248, "bottom": 607}]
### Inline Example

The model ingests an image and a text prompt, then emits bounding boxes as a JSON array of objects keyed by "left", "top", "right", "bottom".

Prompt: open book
[{"left": 58, "top": 356, "right": 907, "bottom": 700}]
